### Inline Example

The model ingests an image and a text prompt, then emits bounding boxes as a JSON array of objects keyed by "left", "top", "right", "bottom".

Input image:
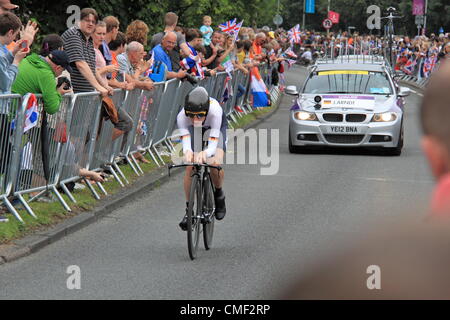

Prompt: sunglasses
[{"left": 185, "top": 111, "right": 207, "bottom": 119}]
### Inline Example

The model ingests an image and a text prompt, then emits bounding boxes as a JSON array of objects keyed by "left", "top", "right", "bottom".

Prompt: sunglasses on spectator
[{"left": 185, "top": 111, "right": 207, "bottom": 118}]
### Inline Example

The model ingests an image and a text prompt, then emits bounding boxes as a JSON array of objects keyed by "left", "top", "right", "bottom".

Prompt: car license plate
[{"left": 329, "top": 126, "right": 359, "bottom": 133}]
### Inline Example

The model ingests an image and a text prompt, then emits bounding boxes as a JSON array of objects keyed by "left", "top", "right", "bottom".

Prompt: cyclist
[{"left": 177, "top": 87, "right": 227, "bottom": 231}]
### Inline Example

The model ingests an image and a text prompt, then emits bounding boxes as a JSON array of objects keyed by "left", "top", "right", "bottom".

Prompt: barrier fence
[{"left": 0, "top": 65, "right": 282, "bottom": 223}]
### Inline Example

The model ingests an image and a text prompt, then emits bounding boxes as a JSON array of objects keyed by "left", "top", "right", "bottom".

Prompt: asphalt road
[{"left": 0, "top": 65, "right": 433, "bottom": 300}]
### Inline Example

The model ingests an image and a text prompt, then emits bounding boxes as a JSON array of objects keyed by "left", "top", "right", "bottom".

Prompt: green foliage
[
  {"left": 281, "top": 0, "right": 449, "bottom": 35},
  {"left": 10, "top": 0, "right": 450, "bottom": 45}
]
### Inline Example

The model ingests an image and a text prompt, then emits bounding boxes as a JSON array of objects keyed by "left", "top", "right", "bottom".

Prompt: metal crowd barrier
[
  {"left": 0, "top": 67, "right": 279, "bottom": 223},
  {"left": 59, "top": 92, "right": 104, "bottom": 202},
  {"left": 0, "top": 94, "right": 26, "bottom": 222},
  {"left": 14, "top": 94, "right": 73, "bottom": 218}
]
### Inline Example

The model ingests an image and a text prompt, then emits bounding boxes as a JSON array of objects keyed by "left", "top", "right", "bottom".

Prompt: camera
[
  {"left": 184, "top": 73, "right": 199, "bottom": 85},
  {"left": 57, "top": 76, "right": 72, "bottom": 90}
]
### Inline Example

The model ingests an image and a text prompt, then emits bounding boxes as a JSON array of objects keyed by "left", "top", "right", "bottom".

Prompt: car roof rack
[{"left": 314, "top": 39, "right": 391, "bottom": 69}]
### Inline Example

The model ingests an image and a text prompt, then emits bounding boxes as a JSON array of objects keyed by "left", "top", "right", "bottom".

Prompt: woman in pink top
[{"left": 92, "top": 22, "right": 133, "bottom": 90}]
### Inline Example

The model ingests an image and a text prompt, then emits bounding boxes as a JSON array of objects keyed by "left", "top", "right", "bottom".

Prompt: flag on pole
[
  {"left": 412, "top": 0, "right": 425, "bottom": 15},
  {"left": 328, "top": 11, "right": 340, "bottom": 24},
  {"left": 288, "top": 25, "right": 301, "bottom": 45},
  {"left": 219, "top": 18, "right": 243, "bottom": 41},
  {"left": 233, "top": 20, "right": 244, "bottom": 41},
  {"left": 219, "top": 18, "right": 238, "bottom": 34}
]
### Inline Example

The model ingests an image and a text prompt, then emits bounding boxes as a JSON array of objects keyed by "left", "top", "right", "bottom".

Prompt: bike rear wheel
[
  {"left": 203, "top": 173, "right": 215, "bottom": 250},
  {"left": 187, "top": 175, "right": 201, "bottom": 260}
]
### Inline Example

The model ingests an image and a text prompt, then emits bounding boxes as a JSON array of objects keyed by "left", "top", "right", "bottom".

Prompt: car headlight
[
  {"left": 294, "top": 111, "right": 318, "bottom": 121},
  {"left": 372, "top": 112, "right": 397, "bottom": 122}
]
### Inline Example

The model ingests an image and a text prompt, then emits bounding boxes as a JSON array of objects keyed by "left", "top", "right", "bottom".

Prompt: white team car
[{"left": 286, "top": 60, "right": 411, "bottom": 156}]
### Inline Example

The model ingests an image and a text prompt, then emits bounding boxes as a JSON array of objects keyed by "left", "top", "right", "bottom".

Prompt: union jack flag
[
  {"left": 219, "top": 18, "right": 238, "bottom": 34},
  {"left": 284, "top": 47, "right": 298, "bottom": 59},
  {"left": 233, "top": 20, "right": 244, "bottom": 41},
  {"left": 402, "top": 57, "right": 417, "bottom": 75},
  {"left": 422, "top": 56, "right": 437, "bottom": 78},
  {"left": 288, "top": 24, "right": 301, "bottom": 44},
  {"left": 285, "top": 59, "right": 297, "bottom": 68}
]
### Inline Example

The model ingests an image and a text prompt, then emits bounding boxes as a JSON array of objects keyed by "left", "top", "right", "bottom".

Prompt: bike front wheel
[
  {"left": 187, "top": 175, "right": 201, "bottom": 260},
  {"left": 203, "top": 173, "right": 215, "bottom": 250}
]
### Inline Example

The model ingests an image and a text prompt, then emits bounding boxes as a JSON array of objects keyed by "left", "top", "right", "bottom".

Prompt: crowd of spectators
[{"left": 0, "top": 0, "right": 448, "bottom": 221}]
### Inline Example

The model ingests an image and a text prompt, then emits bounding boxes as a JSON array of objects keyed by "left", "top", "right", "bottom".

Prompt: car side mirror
[
  {"left": 398, "top": 86, "right": 411, "bottom": 97},
  {"left": 285, "top": 85, "right": 299, "bottom": 96}
]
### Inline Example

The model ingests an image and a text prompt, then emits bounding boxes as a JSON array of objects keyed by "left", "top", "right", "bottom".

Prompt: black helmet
[{"left": 184, "top": 87, "right": 210, "bottom": 114}]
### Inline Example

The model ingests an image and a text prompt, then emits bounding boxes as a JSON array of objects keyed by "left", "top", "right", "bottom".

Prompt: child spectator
[{"left": 200, "top": 16, "right": 213, "bottom": 47}]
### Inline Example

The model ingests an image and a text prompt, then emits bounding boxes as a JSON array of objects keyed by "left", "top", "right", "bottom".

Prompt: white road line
[{"left": 358, "top": 177, "right": 434, "bottom": 184}]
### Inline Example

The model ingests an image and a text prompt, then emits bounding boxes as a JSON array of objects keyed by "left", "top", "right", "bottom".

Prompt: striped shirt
[{"left": 61, "top": 27, "right": 97, "bottom": 93}]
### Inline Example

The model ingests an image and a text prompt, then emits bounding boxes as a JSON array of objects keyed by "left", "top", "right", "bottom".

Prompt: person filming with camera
[{"left": 12, "top": 50, "right": 73, "bottom": 114}]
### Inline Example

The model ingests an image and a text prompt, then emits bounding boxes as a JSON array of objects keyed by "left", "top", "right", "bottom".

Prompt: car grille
[
  {"left": 324, "top": 134, "right": 364, "bottom": 144},
  {"left": 323, "top": 113, "right": 343, "bottom": 122},
  {"left": 346, "top": 114, "right": 366, "bottom": 122}
]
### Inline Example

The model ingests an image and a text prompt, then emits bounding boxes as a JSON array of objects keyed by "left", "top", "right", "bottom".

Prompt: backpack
[{"left": 149, "top": 60, "right": 167, "bottom": 83}]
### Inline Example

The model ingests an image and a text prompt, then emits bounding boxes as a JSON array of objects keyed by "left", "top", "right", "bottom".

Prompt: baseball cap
[
  {"left": 48, "top": 50, "right": 73, "bottom": 73},
  {"left": 268, "top": 31, "right": 275, "bottom": 39},
  {"left": 0, "top": 0, "right": 18, "bottom": 10}
]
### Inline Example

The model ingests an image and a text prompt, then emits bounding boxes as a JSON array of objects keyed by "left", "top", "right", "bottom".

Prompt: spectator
[
  {"left": 200, "top": 15, "right": 213, "bottom": 46},
  {"left": 251, "top": 32, "right": 267, "bottom": 62},
  {"left": 92, "top": 22, "right": 119, "bottom": 83},
  {"left": 0, "top": 11, "right": 27, "bottom": 94},
  {"left": 149, "top": 12, "right": 191, "bottom": 67},
  {"left": 94, "top": 22, "right": 135, "bottom": 90},
  {"left": 125, "top": 19, "right": 149, "bottom": 46},
  {"left": 203, "top": 30, "right": 223, "bottom": 70},
  {"left": 421, "top": 61, "right": 450, "bottom": 216},
  {"left": 61, "top": 8, "right": 112, "bottom": 96},
  {"left": 0, "top": 9, "right": 26, "bottom": 222},
  {"left": 0, "top": 0, "right": 17, "bottom": 13},
  {"left": 299, "top": 47, "right": 312, "bottom": 65},
  {"left": 39, "top": 34, "right": 63, "bottom": 57},
  {"left": 152, "top": 32, "right": 187, "bottom": 80},
  {"left": 0, "top": 0, "right": 39, "bottom": 52},
  {"left": 108, "top": 31, "right": 126, "bottom": 80},
  {"left": 12, "top": 50, "right": 73, "bottom": 114},
  {"left": 116, "top": 41, "right": 154, "bottom": 163},
  {"left": 117, "top": 41, "right": 155, "bottom": 90},
  {"left": 101, "top": 15, "right": 120, "bottom": 67},
  {"left": 236, "top": 41, "right": 246, "bottom": 64}
]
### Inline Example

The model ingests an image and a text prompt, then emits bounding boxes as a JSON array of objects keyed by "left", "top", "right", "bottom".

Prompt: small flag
[
  {"left": 24, "top": 94, "right": 39, "bottom": 133},
  {"left": 285, "top": 59, "right": 297, "bottom": 68},
  {"left": 284, "top": 47, "right": 298, "bottom": 59},
  {"left": 403, "top": 57, "right": 417, "bottom": 75}
]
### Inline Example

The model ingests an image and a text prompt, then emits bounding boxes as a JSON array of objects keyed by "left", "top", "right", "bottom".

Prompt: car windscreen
[{"left": 303, "top": 70, "right": 393, "bottom": 95}]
